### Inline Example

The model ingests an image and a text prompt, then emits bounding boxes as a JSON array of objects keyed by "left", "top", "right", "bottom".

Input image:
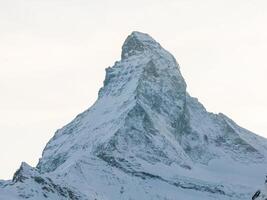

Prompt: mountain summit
[
  {"left": 121, "top": 31, "right": 162, "bottom": 58},
  {"left": 1, "top": 32, "right": 267, "bottom": 200}
]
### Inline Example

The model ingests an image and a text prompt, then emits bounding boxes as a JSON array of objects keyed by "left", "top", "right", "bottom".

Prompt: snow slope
[{"left": 1, "top": 31, "right": 266, "bottom": 200}]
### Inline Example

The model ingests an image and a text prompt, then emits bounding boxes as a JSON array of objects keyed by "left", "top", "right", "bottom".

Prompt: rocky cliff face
[{"left": 1, "top": 32, "right": 267, "bottom": 200}]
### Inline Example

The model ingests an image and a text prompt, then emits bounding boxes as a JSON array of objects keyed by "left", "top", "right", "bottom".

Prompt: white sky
[{"left": 0, "top": 0, "right": 267, "bottom": 179}]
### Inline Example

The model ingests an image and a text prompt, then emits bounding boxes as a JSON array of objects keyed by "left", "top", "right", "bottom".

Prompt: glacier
[{"left": 1, "top": 31, "right": 267, "bottom": 200}]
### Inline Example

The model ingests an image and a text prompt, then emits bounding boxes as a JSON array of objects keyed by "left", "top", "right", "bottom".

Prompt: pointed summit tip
[
  {"left": 129, "top": 31, "right": 157, "bottom": 43},
  {"left": 121, "top": 31, "right": 161, "bottom": 59}
]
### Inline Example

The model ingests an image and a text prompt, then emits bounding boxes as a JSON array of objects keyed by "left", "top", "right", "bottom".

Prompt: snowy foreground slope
[{"left": 1, "top": 31, "right": 267, "bottom": 200}]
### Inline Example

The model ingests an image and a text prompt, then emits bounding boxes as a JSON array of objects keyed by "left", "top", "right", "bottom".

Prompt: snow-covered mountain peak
[
  {"left": 99, "top": 31, "right": 186, "bottom": 100},
  {"left": 37, "top": 32, "right": 266, "bottom": 176},
  {"left": 38, "top": 32, "right": 189, "bottom": 174},
  {"left": 1, "top": 32, "right": 267, "bottom": 200},
  {"left": 121, "top": 31, "right": 161, "bottom": 59}
]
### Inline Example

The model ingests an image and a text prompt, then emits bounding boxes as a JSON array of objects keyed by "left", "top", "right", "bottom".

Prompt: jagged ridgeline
[{"left": 1, "top": 32, "right": 267, "bottom": 200}]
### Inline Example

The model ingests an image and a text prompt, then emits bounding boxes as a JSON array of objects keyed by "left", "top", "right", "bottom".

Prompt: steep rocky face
[
  {"left": 37, "top": 31, "right": 264, "bottom": 173},
  {"left": 37, "top": 31, "right": 191, "bottom": 173},
  {"left": 1, "top": 31, "right": 267, "bottom": 200}
]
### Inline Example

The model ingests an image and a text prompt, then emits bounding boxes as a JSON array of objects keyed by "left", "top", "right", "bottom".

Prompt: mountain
[{"left": 1, "top": 31, "right": 267, "bottom": 200}]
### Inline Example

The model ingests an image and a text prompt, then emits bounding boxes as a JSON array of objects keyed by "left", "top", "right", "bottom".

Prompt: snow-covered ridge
[{"left": 1, "top": 31, "right": 267, "bottom": 200}]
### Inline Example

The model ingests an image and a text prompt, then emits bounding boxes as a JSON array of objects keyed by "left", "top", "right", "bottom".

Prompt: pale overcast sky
[{"left": 0, "top": 0, "right": 267, "bottom": 179}]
